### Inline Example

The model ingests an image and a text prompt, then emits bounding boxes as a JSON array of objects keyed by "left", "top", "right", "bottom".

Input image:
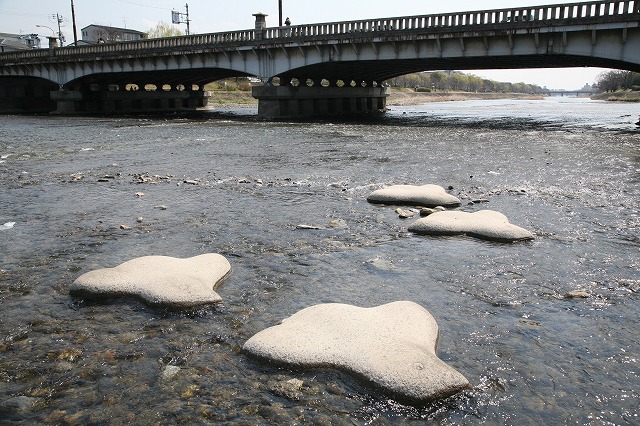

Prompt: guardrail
[
  {"left": 266, "top": 0, "right": 639, "bottom": 38},
  {"left": 1, "top": 0, "right": 638, "bottom": 63}
]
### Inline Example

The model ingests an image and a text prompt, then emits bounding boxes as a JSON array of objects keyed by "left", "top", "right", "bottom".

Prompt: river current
[{"left": 0, "top": 97, "right": 638, "bottom": 424}]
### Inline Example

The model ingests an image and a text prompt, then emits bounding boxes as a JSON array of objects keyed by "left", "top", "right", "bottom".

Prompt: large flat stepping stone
[
  {"left": 367, "top": 184, "right": 460, "bottom": 207},
  {"left": 408, "top": 209, "right": 534, "bottom": 242},
  {"left": 70, "top": 254, "right": 230, "bottom": 307},
  {"left": 243, "top": 301, "right": 469, "bottom": 402}
]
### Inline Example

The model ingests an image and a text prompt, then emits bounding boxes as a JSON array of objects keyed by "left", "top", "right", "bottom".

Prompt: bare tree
[{"left": 147, "top": 22, "right": 184, "bottom": 38}]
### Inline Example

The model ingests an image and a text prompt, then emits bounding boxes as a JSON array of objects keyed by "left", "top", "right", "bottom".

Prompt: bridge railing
[
  {"left": 1, "top": 0, "right": 638, "bottom": 63},
  {"left": 264, "top": 0, "right": 639, "bottom": 39}
]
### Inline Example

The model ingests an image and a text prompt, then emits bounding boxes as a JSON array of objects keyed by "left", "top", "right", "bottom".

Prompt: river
[{"left": 0, "top": 97, "right": 638, "bottom": 424}]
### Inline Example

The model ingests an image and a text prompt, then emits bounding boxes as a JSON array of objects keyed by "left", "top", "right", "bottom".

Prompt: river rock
[
  {"left": 408, "top": 210, "right": 534, "bottom": 242},
  {"left": 70, "top": 254, "right": 231, "bottom": 307},
  {"left": 395, "top": 208, "right": 415, "bottom": 218},
  {"left": 0, "top": 396, "right": 38, "bottom": 413},
  {"left": 564, "top": 289, "right": 590, "bottom": 299},
  {"left": 243, "top": 301, "right": 470, "bottom": 402},
  {"left": 0, "top": 222, "right": 15, "bottom": 230},
  {"left": 367, "top": 184, "right": 460, "bottom": 207}
]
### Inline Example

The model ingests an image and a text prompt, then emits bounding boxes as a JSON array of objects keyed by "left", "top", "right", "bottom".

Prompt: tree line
[
  {"left": 386, "top": 71, "right": 546, "bottom": 93},
  {"left": 595, "top": 70, "right": 640, "bottom": 92}
]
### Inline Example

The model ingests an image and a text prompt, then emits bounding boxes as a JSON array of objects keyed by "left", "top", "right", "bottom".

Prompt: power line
[
  {"left": 0, "top": 9, "right": 52, "bottom": 19},
  {"left": 114, "top": 0, "right": 172, "bottom": 11}
]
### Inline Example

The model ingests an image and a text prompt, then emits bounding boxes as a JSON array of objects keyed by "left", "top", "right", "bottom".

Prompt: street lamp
[
  {"left": 36, "top": 24, "right": 55, "bottom": 36},
  {"left": 36, "top": 24, "right": 57, "bottom": 48}
]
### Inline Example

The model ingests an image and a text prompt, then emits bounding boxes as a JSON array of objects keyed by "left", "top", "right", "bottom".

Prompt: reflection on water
[{"left": 0, "top": 98, "right": 639, "bottom": 424}]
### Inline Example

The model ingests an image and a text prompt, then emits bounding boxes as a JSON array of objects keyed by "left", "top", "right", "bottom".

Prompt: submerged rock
[
  {"left": 0, "top": 396, "right": 38, "bottom": 413},
  {"left": 243, "top": 301, "right": 470, "bottom": 402},
  {"left": 395, "top": 208, "right": 415, "bottom": 219},
  {"left": 367, "top": 184, "right": 460, "bottom": 207},
  {"left": 70, "top": 254, "right": 231, "bottom": 307},
  {"left": 408, "top": 210, "right": 534, "bottom": 242},
  {"left": 161, "top": 365, "right": 181, "bottom": 380},
  {"left": 564, "top": 290, "right": 591, "bottom": 299}
]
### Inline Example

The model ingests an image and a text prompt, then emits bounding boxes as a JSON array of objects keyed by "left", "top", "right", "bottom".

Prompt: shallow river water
[{"left": 0, "top": 97, "right": 639, "bottom": 424}]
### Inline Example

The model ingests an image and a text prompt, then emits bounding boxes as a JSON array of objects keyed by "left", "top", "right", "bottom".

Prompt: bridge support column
[
  {"left": 252, "top": 86, "right": 387, "bottom": 118},
  {"left": 50, "top": 89, "right": 209, "bottom": 114}
]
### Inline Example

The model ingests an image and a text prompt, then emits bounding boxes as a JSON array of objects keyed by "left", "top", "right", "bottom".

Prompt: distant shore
[
  {"left": 203, "top": 88, "right": 640, "bottom": 109},
  {"left": 385, "top": 90, "right": 544, "bottom": 105},
  {"left": 590, "top": 90, "right": 640, "bottom": 102}
]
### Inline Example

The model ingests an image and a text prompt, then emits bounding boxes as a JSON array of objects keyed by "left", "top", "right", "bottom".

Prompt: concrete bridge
[{"left": 0, "top": 0, "right": 639, "bottom": 117}]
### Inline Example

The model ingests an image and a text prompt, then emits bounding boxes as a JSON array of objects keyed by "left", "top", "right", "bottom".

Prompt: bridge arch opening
[{"left": 0, "top": 76, "right": 57, "bottom": 114}]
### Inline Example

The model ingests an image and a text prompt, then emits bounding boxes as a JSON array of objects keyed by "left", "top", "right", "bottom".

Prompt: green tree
[
  {"left": 429, "top": 71, "right": 448, "bottom": 90},
  {"left": 595, "top": 70, "right": 640, "bottom": 92},
  {"left": 449, "top": 72, "right": 469, "bottom": 91},
  {"left": 467, "top": 75, "right": 484, "bottom": 92},
  {"left": 147, "top": 22, "right": 184, "bottom": 38}
]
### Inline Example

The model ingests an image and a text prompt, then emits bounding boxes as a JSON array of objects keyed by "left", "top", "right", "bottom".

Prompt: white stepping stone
[
  {"left": 408, "top": 209, "right": 534, "bottom": 242},
  {"left": 70, "top": 253, "right": 230, "bottom": 307},
  {"left": 367, "top": 184, "right": 460, "bottom": 207},
  {"left": 243, "top": 301, "right": 469, "bottom": 402}
]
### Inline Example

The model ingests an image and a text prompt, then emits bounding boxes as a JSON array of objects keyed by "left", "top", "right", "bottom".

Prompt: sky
[{"left": 0, "top": 0, "right": 616, "bottom": 89}]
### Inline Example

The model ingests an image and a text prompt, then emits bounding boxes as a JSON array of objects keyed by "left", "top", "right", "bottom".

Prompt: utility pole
[
  {"left": 278, "top": 0, "right": 283, "bottom": 26},
  {"left": 185, "top": 3, "right": 190, "bottom": 36},
  {"left": 171, "top": 3, "right": 190, "bottom": 35},
  {"left": 53, "top": 13, "right": 65, "bottom": 46},
  {"left": 70, "top": 0, "right": 78, "bottom": 46}
]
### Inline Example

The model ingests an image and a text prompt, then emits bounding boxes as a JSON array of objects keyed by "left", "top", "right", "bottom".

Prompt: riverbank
[
  {"left": 590, "top": 90, "right": 640, "bottom": 102},
  {"left": 385, "top": 89, "right": 544, "bottom": 105},
  {"left": 204, "top": 88, "right": 546, "bottom": 109}
]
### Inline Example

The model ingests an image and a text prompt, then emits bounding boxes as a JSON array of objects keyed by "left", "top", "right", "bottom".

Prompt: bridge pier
[
  {"left": 50, "top": 88, "right": 209, "bottom": 115},
  {"left": 252, "top": 86, "right": 387, "bottom": 118}
]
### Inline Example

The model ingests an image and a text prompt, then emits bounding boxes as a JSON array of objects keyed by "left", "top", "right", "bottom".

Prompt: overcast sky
[{"left": 0, "top": 0, "right": 616, "bottom": 89}]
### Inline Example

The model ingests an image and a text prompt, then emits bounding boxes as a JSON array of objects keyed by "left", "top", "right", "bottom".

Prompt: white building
[
  {"left": 80, "top": 25, "right": 145, "bottom": 43},
  {"left": 0, "top": 33, "right": 41, "bottom": 52}
]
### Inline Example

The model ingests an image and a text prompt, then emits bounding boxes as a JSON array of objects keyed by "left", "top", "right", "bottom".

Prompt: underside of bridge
[
  {"left": 0, "top": 76, "right": 57, "bottom": 113},
  {"left": 273, "top": 54, "right": 640, "bottom": 87},
  {"left": 48, "top": 69, "right": 254, "bottom": 115}
]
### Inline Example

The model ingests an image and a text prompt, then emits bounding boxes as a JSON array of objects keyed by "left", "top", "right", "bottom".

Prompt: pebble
[
  {"left": 327, "top": 219, "right": 347, "bottom": 229},
  {"left": 564, "top": 290, "right": 590, "bottom": 299},
  {"left": 0, "top": 222, "right": 16, "bottom": 231},
  {"left": 161, "top": 365, "right": 181, "bottom": 380},
  {"left": 395, "top": 208, "right": 415, "bottom": 218},
  {"left": 268, "top": 378, "right": 304, "bottom": 400},
  {"left": 420, "top": 207, "right": 437, "bottom": 217},
  {"left": 296, "top": 224, "right": 321, "bottom": 230}
]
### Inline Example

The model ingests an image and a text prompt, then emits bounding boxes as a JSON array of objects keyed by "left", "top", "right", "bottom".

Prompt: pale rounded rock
[
  {"left": 408, "top": 209, "right": 534, "bottom": 242},
  {"left": 243, "top": 301, "right": 470, "bottom": 402},
  {"left": 367, "top": 184, "right": 460, "bottom": 207},
  {"left": 70, "top": 253, "right": 231, "bottom": 307}
]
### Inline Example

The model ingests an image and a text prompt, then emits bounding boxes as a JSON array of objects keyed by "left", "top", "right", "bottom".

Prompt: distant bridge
[{"left": 0, "top": 0, "right": 639, "bottom": 117}]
